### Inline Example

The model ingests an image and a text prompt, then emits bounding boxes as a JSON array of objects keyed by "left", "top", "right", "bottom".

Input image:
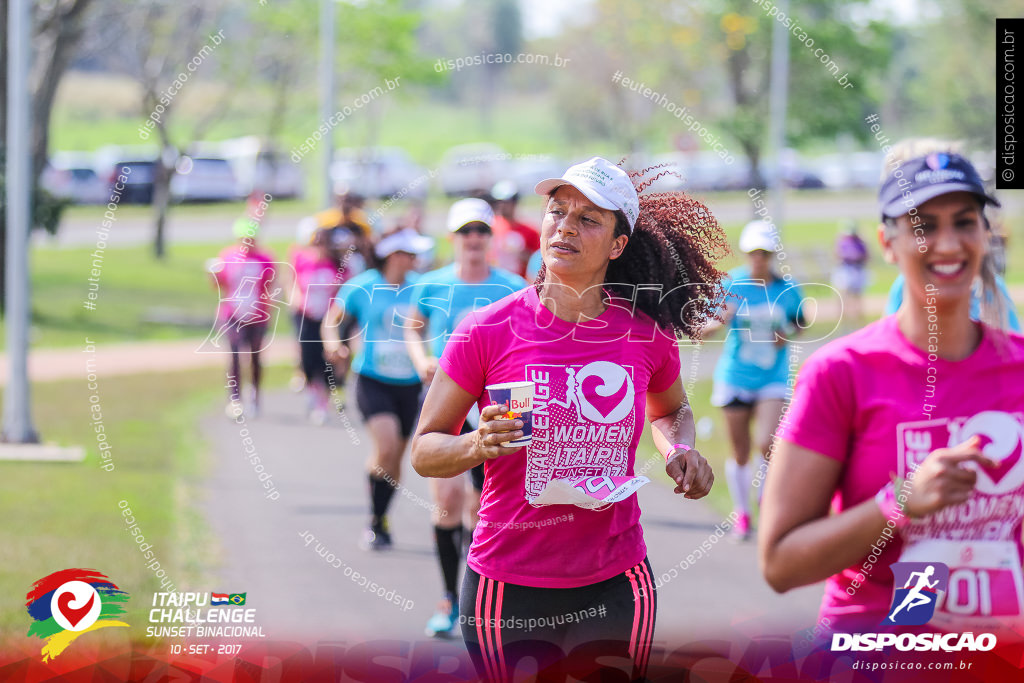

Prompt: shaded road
[{"left": 199, "top": 373, "right": 825, "bottom": 656}]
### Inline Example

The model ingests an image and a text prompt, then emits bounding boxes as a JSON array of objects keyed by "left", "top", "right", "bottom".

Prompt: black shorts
[
  {"left": 460, "top": 557, "right": 657, "bottom": 681},
  {"left": 354, "top": 374, "right": 422, "bottom": 439},
  {"left": 459, "top": 420, "right": 486, "bottom": 491},
  {"left": 225, "top": 320, "right": 267, "bottom": 353}
]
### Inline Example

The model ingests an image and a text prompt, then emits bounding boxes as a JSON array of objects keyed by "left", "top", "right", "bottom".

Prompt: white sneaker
[{"left": 225, "top": 400, "right": 243, "bottom": 419}]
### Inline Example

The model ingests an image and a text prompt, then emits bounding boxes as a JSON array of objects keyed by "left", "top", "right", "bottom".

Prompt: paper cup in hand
[{"left": 485, "top": 381, "right": 534, "bottom": 447}]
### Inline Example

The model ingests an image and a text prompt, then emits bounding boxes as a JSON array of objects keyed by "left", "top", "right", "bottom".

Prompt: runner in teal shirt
[
  {"left": 323, "top": 227, "right": 433, "bottom": 551},
  {"left": 337, "top": 267, "right": 422, "bottom": 385},
  {"left": 409, "top": 262, "right": 526, "bottom": 359},
  {"left": 705, "top": 221, "right": 805, "bottom": 540}
]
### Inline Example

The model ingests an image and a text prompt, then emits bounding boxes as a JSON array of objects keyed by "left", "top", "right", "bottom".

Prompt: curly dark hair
[{"left": 535, "top": 166, "right": 729, "bottom": 340}]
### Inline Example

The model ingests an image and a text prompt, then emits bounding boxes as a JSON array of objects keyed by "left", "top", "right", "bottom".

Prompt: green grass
[
  {"left": 637, "top": 314, "right": 847, "bottom": 517},
  {"left": 0, "top": 364, "right": 291, "bottom": 643},
  {"left": 50, "top": 71, "right": 582, "bottom": 167},
  {"left": 17, "top": 184, "right": 1024, "bottom": 351},
  {"left": 14, "top": 239, "right": 294, "bottom": 349},
  {"left": 636, "top": 378, "right": 734, "bottom": 515}
]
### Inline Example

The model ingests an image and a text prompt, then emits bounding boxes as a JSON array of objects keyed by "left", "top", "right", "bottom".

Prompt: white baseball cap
[
  {"left": 491, "top": 180, "right": 519, "bottom": 201},
  {"left": 375, "top": 227, "right": 434, "bottom": 259},
  {"left": 738, "top": 220, "right": 779, "bottom": 253},
  {"left": 534, "top": 156, "right": 640, "bottom": 231},
  {"left": 446, "top": 198, "right": 494, "bottom": 232}
]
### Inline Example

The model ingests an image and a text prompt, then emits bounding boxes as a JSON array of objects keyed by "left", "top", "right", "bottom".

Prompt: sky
[
  {"left": 520, "top": 0, "right": 595, "bottom": 39},
  {"left": 518, "top": 0, "right": 928, "bottom": 40}
]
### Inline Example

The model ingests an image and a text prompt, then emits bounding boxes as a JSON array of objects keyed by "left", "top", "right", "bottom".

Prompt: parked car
[
  {"left": 437, "top": 143, "right": 511, "bottom": 197},
  {"left": 330, "top": 146, "right": 428, "bottom": 200},
  {"left": 812, "top": 151, "right": 884, "bottom": 190},
  {"left": 200, "top": 136, "right": 304, "bottom": 199},
  {"left": 507, "top": 156, "right": 566, "bottom": 196},
  {"left": 40, "top": 152, "right": 108, "bottom": 204},
  {"left": 109, "top": 160, "right": 158, "bottom": 204},
  {"left": 643, "top": 151, "right": 749, "bottom": 192},
  {"left": 94, "top": 145, "right": 160, "bottom": 204},
  {"left": 170, "top": 156, "right": 239, "bottom": 202}
]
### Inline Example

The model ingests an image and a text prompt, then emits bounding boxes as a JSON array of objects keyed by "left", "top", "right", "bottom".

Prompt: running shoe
[
  {"left": 332, "top": 387, "right": 347, "bottom": 411},
  {"left": 225, "top": 400, "right": 243, "bottom": 419},
  {"left": 360, "top": 518, "right": 392, "bottom": 551},
  {"left": 309, "top": 408, "right": 327, "bottom": 426},
  {"left": 731, "top": 512, "right": 751, "bottom": 542},
  {"left": 247, "top": 388, "right": 261, "bottom": 419},
  {"left": 425, "top": 594, "right": 457, "bottom": 638}
]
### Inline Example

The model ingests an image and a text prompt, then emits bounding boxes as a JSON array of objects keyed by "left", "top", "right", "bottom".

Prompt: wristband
[
  {"left": 666, "top": 443, "right": 691, "bottom": 459},
  {"left": 874, "top": 481, "right": 910, "bottom": 529}
]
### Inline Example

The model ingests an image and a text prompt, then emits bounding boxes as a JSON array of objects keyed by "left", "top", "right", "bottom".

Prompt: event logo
[
  {"left": 25, "top": 569, "right": 129, "bottom": 662},
  {"left": 954, "top": 411, "right": 1024, "bottom": 493},
  {"left": 572, "top": 361, "right": 634, "bottom": 424},
  {"left": 926, "top": 152, "right": 950, "bottom": 170},
  {"left": 884, "top": 562, "right": 949, "bottom": 626}
]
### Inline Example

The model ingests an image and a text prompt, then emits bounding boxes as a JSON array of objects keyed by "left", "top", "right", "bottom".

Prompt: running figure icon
[{"left": 886, "top": 565, "right": 939, "bottom": 623}]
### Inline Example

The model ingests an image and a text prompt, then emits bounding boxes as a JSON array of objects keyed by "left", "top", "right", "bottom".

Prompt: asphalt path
[{"left": 199, "top": 344, "right": 825, "bottom": 666}]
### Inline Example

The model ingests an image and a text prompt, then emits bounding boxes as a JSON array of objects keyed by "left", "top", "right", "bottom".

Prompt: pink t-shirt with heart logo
[
  {"left": 440, "top": 286, "right": 681, "bottom": 588},
  {"left": 777, "top": 315, "right": 1024, "bottom": 631}
]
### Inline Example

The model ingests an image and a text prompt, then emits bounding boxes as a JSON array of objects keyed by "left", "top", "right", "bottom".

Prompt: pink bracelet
[
  {"left": 666, "top": 443, "right": 691, "bottom": 459},
  {"left": 874, "top": 481, "right": 910, "bottom": 529}
]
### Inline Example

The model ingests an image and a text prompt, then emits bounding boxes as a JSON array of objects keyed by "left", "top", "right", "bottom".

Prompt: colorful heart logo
[
  {"left": 56, "top": 591, "right": 95, "bottom": 629},
  {"left": 581, "top": 374, "right": 629, "bottom": 420},
  {"left": 977, "top": 434, "right": 1022, "bottom": 486}
]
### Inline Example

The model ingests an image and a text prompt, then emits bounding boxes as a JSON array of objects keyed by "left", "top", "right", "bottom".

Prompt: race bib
[
  {"left": 371, "top": 341, "right": 415, "bottom": 379},
  {"left": 525, "top": 362, "right": 637, "bottom": 500},
  {"left": 736, "top": 311, "right": 779, "bottom": 370},
  {"left": 899, "top": 538, "right": 1024, "bottom": 630},
  {"left": 530, "top": 475, "right": 650, "bottom": 510}
]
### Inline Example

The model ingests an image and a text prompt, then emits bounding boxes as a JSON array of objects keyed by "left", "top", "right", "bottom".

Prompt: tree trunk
[
  {"left": 480, "top": 62, "right": 497, "bottom": 135},
  {"left": 152, "top": 157, "right": 173, "bottom": 259},
  {"left": 30, "top": 1, "right": 94, "bottom": 185},
  {"left": 742, "top": 140, "right": 765, "bottom": 192},
  {"left": 266, "top": 62, "right": 294, "bottom": 142}
]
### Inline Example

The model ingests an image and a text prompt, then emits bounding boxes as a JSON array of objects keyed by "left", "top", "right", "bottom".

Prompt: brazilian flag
[{"left": 228, "top": 593, "right": 246, "bottom": 606}]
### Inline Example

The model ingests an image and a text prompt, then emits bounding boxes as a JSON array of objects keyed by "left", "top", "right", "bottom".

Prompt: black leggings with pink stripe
[{"left": 459, "top": 558, "right": 657, "bottom": 682}]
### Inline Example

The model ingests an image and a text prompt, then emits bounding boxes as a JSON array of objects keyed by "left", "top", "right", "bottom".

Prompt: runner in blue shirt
[
  {"left": 322, "top": 227, "right": 433, "bottom": 550},
  {"left": 405, "top": 198, "right": 526, "bottom": 637},
  {"left": 885, "top": 271, "right": 1020, "bottom": 332},
  {"left": 705, "top": 220, "right": 805, "bottom": 540}
]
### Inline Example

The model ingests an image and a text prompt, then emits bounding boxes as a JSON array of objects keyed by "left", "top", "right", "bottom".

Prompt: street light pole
[
  {"left": 319, "top": 0, "right": 336, "bottom": 208},
  {"left": 767, "top": 0, "right": 790, "bottom": 238},
  {"left": 3, "top": 0, "right": 39, "bottom": 443}
]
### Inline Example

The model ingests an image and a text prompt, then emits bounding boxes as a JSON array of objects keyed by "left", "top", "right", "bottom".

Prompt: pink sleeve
[
  {"left": 438, "top": 312, "right": 489, "bottom": 399},
  {"left": 648, "top": 327, "right": 682, "bottom": 394},
  {"left": 776, "top": 349, "right": 854, "bottom": 463},
  {"left": 212, "top": 247, "right": 234, "bottom": 286}
]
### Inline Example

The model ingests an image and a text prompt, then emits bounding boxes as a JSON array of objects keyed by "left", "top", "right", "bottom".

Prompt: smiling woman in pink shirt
[
  {"left": 411, "top": 157, "right": 726, "bottom": 681},
  {"left": 760, "top": 140, "right": 1024, "bottom": 637}
]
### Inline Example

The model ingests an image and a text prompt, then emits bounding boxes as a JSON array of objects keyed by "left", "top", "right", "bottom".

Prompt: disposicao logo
[
  {"left": 831, "top": 561, "right": 997, "bottom": 653},
  {"left": 25, "top": 569, "right": 129, "bottom": 662},
  {"left": 885, "top": 562, "right": 949, "bottom": 626}
]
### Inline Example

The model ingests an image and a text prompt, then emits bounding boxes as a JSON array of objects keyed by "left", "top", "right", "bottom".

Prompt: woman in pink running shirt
[
  {"left": 209, "top": 217, "right": 278, "bottom": 418},
  {"left": 289, "top": 227, "right": 348, "bottom": 425},
  {"left": 411, "top": 157, "right": 725, "bottom": 681},
  {"left": 761, "top": 140, "right": 1024, "bottom": 636}
]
